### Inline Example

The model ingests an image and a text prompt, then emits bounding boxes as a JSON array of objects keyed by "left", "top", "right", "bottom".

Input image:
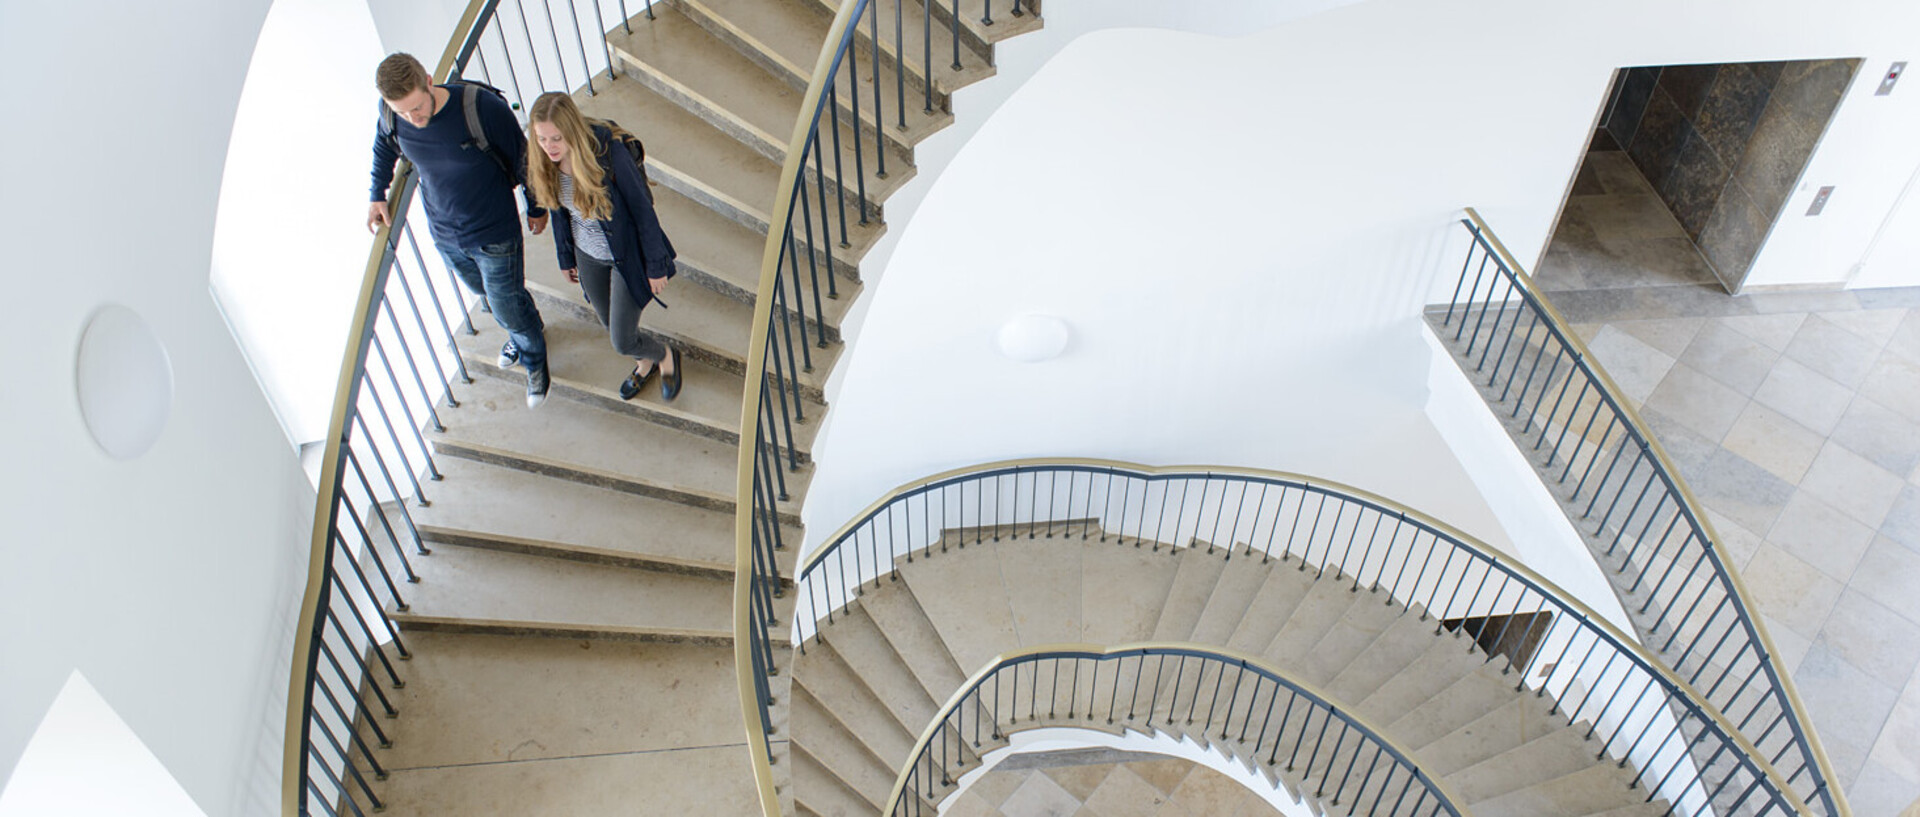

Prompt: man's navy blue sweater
[{"left": 369, "top": 84, "right": 543, "bottom": 251}]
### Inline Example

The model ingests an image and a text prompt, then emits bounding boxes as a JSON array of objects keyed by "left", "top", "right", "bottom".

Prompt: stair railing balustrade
[
  {"left": 884, "top": 644, "right": 1469, "bottom": 817},
  {"left": 733, "top": 0, "right": 1037, "bottom": 813},
  {"left": 1435, "top": 209, "right": 1844, "bottom": 817},
  {"left": 788, "top": 460, "right": 1810, "bottom": 816},
  {"left": 285, "top": 1, "right": 665, "bottom": 814}
]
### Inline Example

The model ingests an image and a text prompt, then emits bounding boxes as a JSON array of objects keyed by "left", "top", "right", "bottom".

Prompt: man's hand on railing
[
  {"left": 366, "top": 201, "right": 390, "bottom": 234},
  {"left": 528, "top": 213, "right": 548, "bottom": 235}
]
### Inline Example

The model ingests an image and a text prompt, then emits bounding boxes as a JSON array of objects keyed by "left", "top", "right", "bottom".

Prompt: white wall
[
  {"left": 212, "top": 0, "right": 386, "bottom": 446},
  {"left": 806, "top": 0, "right": 1920, "bottom": 608},
  {"left": 0, "top": 2, "right": 316, "bottom": 816}
]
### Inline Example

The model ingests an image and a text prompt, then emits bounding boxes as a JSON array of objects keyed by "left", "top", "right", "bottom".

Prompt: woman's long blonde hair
[{"left": 527, "top": 92, "right": 611, "bottom": 221}]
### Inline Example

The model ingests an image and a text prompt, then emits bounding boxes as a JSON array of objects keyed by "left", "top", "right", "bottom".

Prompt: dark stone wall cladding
[{"left": 1603, "top": 59, "right": 1860, "bottom": 285}]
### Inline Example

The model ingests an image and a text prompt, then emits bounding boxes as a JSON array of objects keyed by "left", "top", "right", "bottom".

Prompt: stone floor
[
  {"left": 1535, "top": 146, "right": 1920, "bottom": 815},
  {"left": 941, "top": 748, "right": 1284, "bottom": 817}
]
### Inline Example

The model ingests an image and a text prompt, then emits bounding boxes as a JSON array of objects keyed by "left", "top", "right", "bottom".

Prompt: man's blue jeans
[{"left": 441, "top": 238, "right": 547, "bottom": 371}]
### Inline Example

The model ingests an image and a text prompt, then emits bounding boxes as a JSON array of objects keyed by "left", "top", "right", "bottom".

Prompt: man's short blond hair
[{"left": 376, "top": 53, "right": 433, "bottom": 101}]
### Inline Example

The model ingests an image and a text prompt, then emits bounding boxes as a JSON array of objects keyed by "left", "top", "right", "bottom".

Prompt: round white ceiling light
[
  {"left": 76, "top": 305, "right": 174, "bottom": 460},
  {"left": 997, "top": 314, "right": 1071, "bottom": 363}
]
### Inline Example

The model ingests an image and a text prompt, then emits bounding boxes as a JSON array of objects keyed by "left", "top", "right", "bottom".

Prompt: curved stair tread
[
  {"left": 793, "top": 638, "right": 919, "bottom": 766},
  {"left": 1260, "top": 567, "right": 1367, "bottom": 667},
  {"left": 406, "top": 455, "right": 753, "bottom": 570},
  {"left": 1223, "top": 556, "right": 1316, "bottom": 653},
  {"left": 792, "top": 686, "right": 899, "bottom": 810},
  {"left": 383, "top": 543, "right": 734, "bottom": 636},
  {"left": 796, "top": 0, "right": 997, "bottom": 98},
  {"left": 1465, "top": 762, "right": 1655, "bottom": 817},
  {"left": 809, "top": 603, "right": 944, "bottom": 737},
  {"left": 353, "top": 742, "right": 762, "bottom": 816},
  {"left": 1384, "top": 661, "right": 1524, "bottom": 748},
  {"left": 1297, "top": 584, "right": 1406, "bottom": 685},
  {"left": 1150, "top": 543, "right": 1231, "bottom": 641},
  {"left": 793, "top": 745, "right": 878, "bottom": 817},
  {"left": 1324, "top": 609, "right": 1465, "bottom": 708},
  {"left": 997, "top": 534, "right": 1084, "bottom": 647},
  {"left": 1188, "top": 549, "right": 1274, "bottom": 645},
  {"left": 1415, "top": 695, "right": 1577, "bottom": 778},
  {"left": 898, "top": 541, "right": 1018, "bottom": 673},
  {"left": 856, "top": 576, "right": 971, "bottom": 704},
  {"left": 356, "top": 632, "right": 742, "bottom": 772},
  {"left": 1080, "top": 537, "right": 1182, "bottom": 644},
  {"left": 430, "top": 372, "right": 790, "bottom": 517}
]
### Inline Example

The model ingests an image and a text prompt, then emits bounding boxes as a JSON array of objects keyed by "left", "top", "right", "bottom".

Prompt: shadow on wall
[{"left": 1602, "top": 59, "right": 1862, "bottom": 292}]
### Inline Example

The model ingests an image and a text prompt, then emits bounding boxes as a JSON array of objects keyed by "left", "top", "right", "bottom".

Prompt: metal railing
[
  {"left": 731, "top": 0, "right": 1036, "bottom": 812},
  {"left": 283, "top": 1, "right": 660, "bottom": 814},
  {"left": 884, "top": 644, "right": 1469, "bottom": 817},
  {"left": 787, "top": 460, "right": 1810, "bottom": 816},
  {"left": 1434, "top": 209, "right": 1845, "bottom": 816}
]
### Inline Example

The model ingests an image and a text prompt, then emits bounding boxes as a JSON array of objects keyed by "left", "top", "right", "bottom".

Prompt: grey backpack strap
[{"left": 462, "top": 83, "right": 489, "bottom": 153}]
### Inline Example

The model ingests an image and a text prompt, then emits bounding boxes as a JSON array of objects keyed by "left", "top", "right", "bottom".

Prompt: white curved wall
[{"left": 0, "top": 1, "right": 312, "bottom": 815}]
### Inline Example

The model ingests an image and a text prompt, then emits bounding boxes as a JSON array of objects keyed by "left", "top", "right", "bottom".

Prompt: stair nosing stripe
[{"left": 417, "top": 524, "right": 736, "bottom": 579}]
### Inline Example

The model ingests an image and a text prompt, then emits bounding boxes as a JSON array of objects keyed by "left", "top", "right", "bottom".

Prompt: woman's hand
[
  {"left": 564, "top": 268, "right": 579, "bottom": 284},
  {"left": 649, "top": 276, "right": 668, "bottom": 296}
]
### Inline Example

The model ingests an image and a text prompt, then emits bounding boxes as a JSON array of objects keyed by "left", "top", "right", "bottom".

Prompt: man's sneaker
[
  {"left": 526, "top": 363, "right": 550, "bottom": 409},
  {"left": 497, "top": 340, "right": 521, "bottom": 369}
]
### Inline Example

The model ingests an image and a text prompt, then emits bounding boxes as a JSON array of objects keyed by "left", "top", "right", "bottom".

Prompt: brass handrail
[
  {"left": 882, "top": 642, "right": 1471, "bottom": 816},
  {"left": 1461, "top": 206, "right": 1846, "bottom": 817},
  {"left": 731, "top": 0, "right": 872, "bottom": 813},
  {"left": 278, "top": 2, "right": 502, "bottom": 812},
  {"left": 794, "top": 457, "right": 1812, "bottom": 816}
]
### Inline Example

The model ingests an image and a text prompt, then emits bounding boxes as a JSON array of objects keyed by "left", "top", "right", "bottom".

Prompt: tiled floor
[
  {"left": 1536, "top": 146, "right": 1920, "bottom": 815},
  {"left": 940, "top": 748, "right": 1283, "bottom": 817}
]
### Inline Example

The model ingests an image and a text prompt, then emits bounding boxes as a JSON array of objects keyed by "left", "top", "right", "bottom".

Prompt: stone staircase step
[
  {"left": 1079, "top": 537, "right": 1181, "bottom": 644},
  {"left": 900, "top": 543, "right": 1015, "bottom": 674},
  {"left": 1150, "top": 543, "right": 1230, "bottom": 641},
  {"left": 792, "top": 744, "right": 877, "bottom": 817},
  {"left": 354, "top": 632, "right": 741, "bottom": 772},
  {"left": 382, "top": 541, "right": 734, "bottom": 637},
  {"left": 351, "top": 743, "right": 762, "bottom": 816},
  {"left": 456, "top": 313, "right": 813, "bottom": 455},
  {"left": 997, "top": 534, "right": 1082, "bottom": 646},
  {"left": 1187, "top": 550, "right": 1272, "bottom": 645},
  {"left": 809, "top": 602, "right": 943, "bottom": 745},
  {"left": 792, "top": 686, "right": 899, "bottom": 811},
  {"left": 860, "top": 574, "right": 971, "bottom": 703},
  {"left": 1464, "top": 761, "right": 1649, "bottom": 817},
  {"left": 1225, "top": 558, "right": 1315, "bottom": 653},
  {"left": 406, "top": 454, "right": 759, "bottom": 571},
  {"left": 611, "top": 4, "right": 921, "bottom": 188},
  {"left": 797, "top": 0, "right": 997, "bottom": 99},
  {"left": 431, "top": 372, "right": 805, "bottom": 522},
  {"left": 925, "top": 0, "right": 1044, "bottom": 47},
  {"left": 524, "top": 243, "right": 841, "bottom": 403},
  {"left": 1324, "top": 609, "right": 1456, "bottom": 705},
  {"left": 1354, "top": 636, "right": 1496, "bottom": 731},
  {"left": 1387, "top": 662, "right": 1519, "bottom": 749},
  {"left": 1263, "top": 567, "right": 1364, "bottom": 666},
  {"left": 1297, "top": 585, "right": 1407, "bottom": 685},
  {"left": 679, "top": 0, "right": 955, "bottom": 149},
  {"left": 794, "top": 638, "right": 919, "bottom": 767},
  {"left": 1414, "top": 695, "right": 1561, "bottom": 778}
]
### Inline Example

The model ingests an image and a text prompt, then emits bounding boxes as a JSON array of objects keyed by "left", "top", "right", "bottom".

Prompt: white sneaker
[{"left": 526, "top": 364, "right": 550, "bottom": 409}]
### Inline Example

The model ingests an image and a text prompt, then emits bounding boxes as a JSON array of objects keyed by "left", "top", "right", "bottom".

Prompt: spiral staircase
[{"left": 286, "top": 0, "right": 1847, "bottom": 815}]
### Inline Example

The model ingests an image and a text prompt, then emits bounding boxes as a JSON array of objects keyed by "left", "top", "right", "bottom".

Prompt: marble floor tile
[
  {"left": 1817, "top": 589, "right": 1920, "bottom": 690},
  {"left": 1884, "top": 485, "right": 1920, "bottom": 554},
  {"left": 1169, "top": 766, "right": 1259, "bottom": 817},
  {"left": 1742, "top": 543, "right": 1845, "bottom": 639},
  {"left": 1794, "top": 643, "right": 1899, "bottom": 781},
  {"left": 1785, "top": 314, "right": 1886, "bottom": 389},
  {"left": 1000, "top": 771, "right": 1082, "bottom": 816},
  {"left": 1744, "top": 289, "right": 1865, "bottom": 315},
  {"left": 1687, "top": 448, "right": 1796, "bottom": 537},
  {"left": 1799, "top": 441, "right": 1906, "bottom": 529},
  {"left": 1872, "top": 677, "right": 1920, "bottom": 795},
  {"left": 1721, "top": 402, "right": 1823, "bottom": 483},
  {"left": 1832, "top": 397, "right": 1920, "bottom": 479},
  {"left": 1818, "top": 308, "right": 1910, "bottom": 346},
  {"left": 1887, "top": 310, "right": 1920, "bottom": 364},
  {"left": 1843, "top": 759, "right": 1920, "bottom": 817},
  {"left": 1762, "top": 613, "right": 1815, "bottom": 676},
  {"left": 1718, "top": 312, "right": 1810, "bottom": 352},
  {"left": 1584, "top": 325, "right": 1675, "bottom": 403},
  {"left": 1614, "top": 317, "right": 1705, "bottom": 358},
  {"left": 1680, "top": 320, "right": 1782, "bottom": 395},
  {"left": 1863, "top": 352, "right": 1920, "bottom": 426},
  {"left": 1641, "top": 406, "right": 1723, "bottom": 482},
  {"left": 1767, "top": 491, "right": 1876, "bottom": 581},
  {"left": 1572, "top": 193, "right": 1691, "bottom": 242},
  {"left": 1079, "top": 766, "right": 1169, "bottom": 817},
  {"left": 1855, "top": 287, "right": 1920, "bottom": 309},
  {"left": 1706, "top": 509, "right": 1765, "bottom": 570},
  {"left": 1753, "top": 357, "right": 1854, "bottom": 435},
  {"left": 1644, "top": 362, "right": 1749, "bottom": 441},
  {"left": 1851, "top": 537, "right": 1920, "bottom": 626}
]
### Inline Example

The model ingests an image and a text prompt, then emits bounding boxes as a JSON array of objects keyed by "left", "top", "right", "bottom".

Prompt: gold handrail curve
[
  {"left": 732, "top": 0, "right": 871, "bottom": 813},
  {"left": 796, "top": 456, "right": 1812, "bottom": 815},
  {"left": 881, "top": 641, "right": 1474, "bottom": 816},
  {"left": 1462, "top": 206, "right": 1847, "bottom": 816},
  {"left": 280, "top": 2, "right": 491, "bottom": 813}
]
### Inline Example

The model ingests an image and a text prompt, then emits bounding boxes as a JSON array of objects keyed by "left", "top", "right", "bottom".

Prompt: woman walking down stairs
[{"left": 295, "top": 0, "right": 1045, "bottom": 814}]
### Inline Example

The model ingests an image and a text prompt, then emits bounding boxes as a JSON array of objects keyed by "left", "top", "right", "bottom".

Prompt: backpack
[
  {"left": 593, "top": 117, "right": 655, "bottom": 202},
  {"left": 379, "top": 80, "right": 517, "bottom": 179}
]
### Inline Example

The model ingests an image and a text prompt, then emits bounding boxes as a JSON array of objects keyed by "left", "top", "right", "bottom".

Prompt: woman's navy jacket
[{"left": 551, "top": 124, "right": 677, "bottom": 308}]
